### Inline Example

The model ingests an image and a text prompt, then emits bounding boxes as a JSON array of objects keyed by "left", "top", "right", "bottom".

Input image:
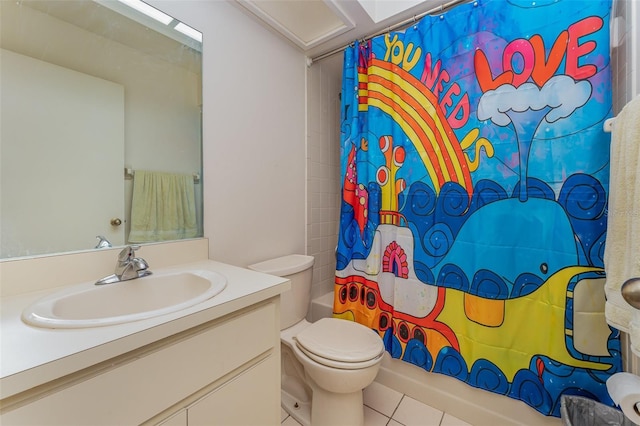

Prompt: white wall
[{"left": 149, "top": 1, "right": 307, "bottom": 267}]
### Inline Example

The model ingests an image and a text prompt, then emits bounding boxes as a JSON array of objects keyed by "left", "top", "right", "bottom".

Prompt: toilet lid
[{"left": 295, "top": 318, "right": 384, "bottom": 364}]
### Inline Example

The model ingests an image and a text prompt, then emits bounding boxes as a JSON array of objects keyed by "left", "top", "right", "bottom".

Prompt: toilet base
[
  {"left": 280, "top": 319, "right": 380, "bottom": 426},
  {"left": 282, "top": 382, "right": 365, "bottom": 426},
  {"left": 281, "top": 339, "right": 312, "bottom": 425},
  {"left": 282, "top": 386, "right": 311, "bottom": 426},
  {"left": 309, "top": 382, "right": 364, "bottom": 426}
]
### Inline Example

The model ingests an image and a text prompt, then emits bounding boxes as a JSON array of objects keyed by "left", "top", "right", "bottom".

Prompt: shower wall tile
[
  {"left": 307, "top": 65, "right": 322, "bottom": 135},
  {"left": 612, "top": 0, "right": 639, "bottom": 113},
  {"left": 306, "top": 55, "right": 343, "bottom": 304}
]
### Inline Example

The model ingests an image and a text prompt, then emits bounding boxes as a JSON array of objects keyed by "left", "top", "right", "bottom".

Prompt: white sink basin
[{"left": 22, "top": 269, "right": 227, "bottom": 329}]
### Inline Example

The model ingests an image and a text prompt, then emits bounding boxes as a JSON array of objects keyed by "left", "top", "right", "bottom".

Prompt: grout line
[
  {"left": 388, "top": 394, "right": 405, "bottom": 423},
  {"left": 387, "top": 417, "right": 407, "bottom": 426},
  {"left": 364, "top": 403, "right": 392, "bottom": 420}
]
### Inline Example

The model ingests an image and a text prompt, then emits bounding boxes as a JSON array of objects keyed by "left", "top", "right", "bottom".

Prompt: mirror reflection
[{"left": 0, "top": 0, "right": 203, "bottom": 259}]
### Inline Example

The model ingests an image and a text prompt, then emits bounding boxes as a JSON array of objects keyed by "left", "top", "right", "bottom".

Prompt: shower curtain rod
[{"left": 309, "top": 0, "right": 473, "bottom": 64}]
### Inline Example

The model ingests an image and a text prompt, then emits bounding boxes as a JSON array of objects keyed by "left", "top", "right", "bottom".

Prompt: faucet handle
[
  {"left": 118, "top": 245, "right": 141, "bottom": 262},
  {"left": 132, "top": 257, "right": 150, "bottom": 272}
]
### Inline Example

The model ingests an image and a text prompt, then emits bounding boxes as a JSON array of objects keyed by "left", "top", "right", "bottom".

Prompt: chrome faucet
[
  {"left": 94, "top": 235, "right": 112, "bottom": 249},
  {"left": 96, "top": 245, "right": 152, "bottom": 285}
]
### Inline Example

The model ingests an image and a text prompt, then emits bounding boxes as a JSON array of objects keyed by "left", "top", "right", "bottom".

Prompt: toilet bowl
[{"left": 248, "top": 255, "right": 384, "bottom": 426}]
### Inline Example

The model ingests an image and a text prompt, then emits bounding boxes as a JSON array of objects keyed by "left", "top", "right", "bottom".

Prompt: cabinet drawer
[
  {"left": 188, "top": 355, "right": 279, "bottom": 426},
  {"left": 158, "top": 410, "right": 187, "bottom": 426}
]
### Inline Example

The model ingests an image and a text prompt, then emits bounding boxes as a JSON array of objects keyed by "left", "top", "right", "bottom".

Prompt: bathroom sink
[{"left": 22, "top": 270, "right": 227, "bottom": 329}]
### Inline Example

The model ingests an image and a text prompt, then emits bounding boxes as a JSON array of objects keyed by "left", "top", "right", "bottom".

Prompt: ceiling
[{"left": 234, "top": 0, "right": 455, "bottom": 60}]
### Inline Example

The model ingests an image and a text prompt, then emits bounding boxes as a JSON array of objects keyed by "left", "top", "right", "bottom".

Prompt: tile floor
[{"left": 280, "top": 381, "right": 472, "bottom": 426}]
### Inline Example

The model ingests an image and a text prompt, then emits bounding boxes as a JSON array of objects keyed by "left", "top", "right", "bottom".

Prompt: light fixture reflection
[
  {"left": 174, "top": 22, "right": 203, "bottom": 43},
  {"left": 116, "top": 0, "right": 202, "bottom": 44},
  {"left": 117, "top": 0, "right": 173, "bottom": 25}
]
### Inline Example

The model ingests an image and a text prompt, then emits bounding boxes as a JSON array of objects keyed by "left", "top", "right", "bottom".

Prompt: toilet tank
[{"left": 248, "top": 254, "right": 314, "bottom": 330}]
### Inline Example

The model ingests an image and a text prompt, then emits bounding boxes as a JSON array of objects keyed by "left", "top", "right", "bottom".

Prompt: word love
[{"left": 474, "top": 16, "right": 604, "bottom": 92}]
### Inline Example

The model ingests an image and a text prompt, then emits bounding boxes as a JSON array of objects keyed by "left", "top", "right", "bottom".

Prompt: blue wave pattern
[{"left": 338, "top": 174, "right": 608, "bottom": 291}]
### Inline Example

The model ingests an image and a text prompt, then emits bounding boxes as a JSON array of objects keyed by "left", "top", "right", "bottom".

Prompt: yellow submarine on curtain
[{"left": 334, "top": 0, "right": 620, "bottom": 417}]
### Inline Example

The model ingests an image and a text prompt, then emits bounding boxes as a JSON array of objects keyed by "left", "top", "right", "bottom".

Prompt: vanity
[
  {"left": 0, "top": 239, "right": 289, "bottom": 425},
  {"left": 0, "top": 2, "right": 288, "bottom": 423}
]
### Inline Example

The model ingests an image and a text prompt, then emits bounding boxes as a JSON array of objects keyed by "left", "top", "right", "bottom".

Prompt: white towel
[{"left": 604, "top": 95, "right": 640, "bottom": 357}]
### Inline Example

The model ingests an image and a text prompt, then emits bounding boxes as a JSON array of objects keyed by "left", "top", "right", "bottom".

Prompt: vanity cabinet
[
  {"left": 0, "top": 298, "right": 281, "bottom": 426},
  {"left": 154, "top": 354, "right": 278, "bottom": 426},
  {"left": 157, "top": 410, "right": 187, "bottom": 426},
  {"left": 187, "top": 355, "right": 278, "bottom": 425}
]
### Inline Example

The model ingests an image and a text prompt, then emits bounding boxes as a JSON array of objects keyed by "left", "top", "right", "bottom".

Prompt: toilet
[{"left": 248, "top": 255, "right": 385, "bottom": 426}]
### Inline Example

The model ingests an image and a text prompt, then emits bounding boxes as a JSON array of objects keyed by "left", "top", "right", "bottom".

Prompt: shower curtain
[{"left": 334, "top": 0, "right": 621, "bottom": 417}]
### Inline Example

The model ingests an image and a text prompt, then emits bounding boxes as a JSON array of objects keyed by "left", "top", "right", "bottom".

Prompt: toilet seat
[
  {"left": 296, "top": 342, "right": 384, "bottom": 369},
  {"left": 294, "top": 318, "right": 385, "bottom": 370}
]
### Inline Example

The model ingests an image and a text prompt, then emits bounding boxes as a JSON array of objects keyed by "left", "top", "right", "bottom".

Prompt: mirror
[{"left": 0, "top": 0, "right": 203, "bottom": 259}]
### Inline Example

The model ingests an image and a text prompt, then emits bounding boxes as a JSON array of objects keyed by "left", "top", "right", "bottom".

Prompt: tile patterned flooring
[{"left": 280, "top": 381, "right": 473, "bottom": 426}]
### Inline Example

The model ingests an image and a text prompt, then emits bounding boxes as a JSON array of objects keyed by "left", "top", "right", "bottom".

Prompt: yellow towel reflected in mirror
[{"left": 129, "top": 170, "right": 197, "bottom": 243}]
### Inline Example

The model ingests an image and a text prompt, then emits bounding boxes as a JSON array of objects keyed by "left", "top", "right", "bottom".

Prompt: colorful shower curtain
[{"left": 334, "top": 0, "right": 621, "bottom": 417}]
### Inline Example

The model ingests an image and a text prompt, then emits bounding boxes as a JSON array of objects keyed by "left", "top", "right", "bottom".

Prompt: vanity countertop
[{"left": 0, "top": 260, "right": 289, "bottom": 400}]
